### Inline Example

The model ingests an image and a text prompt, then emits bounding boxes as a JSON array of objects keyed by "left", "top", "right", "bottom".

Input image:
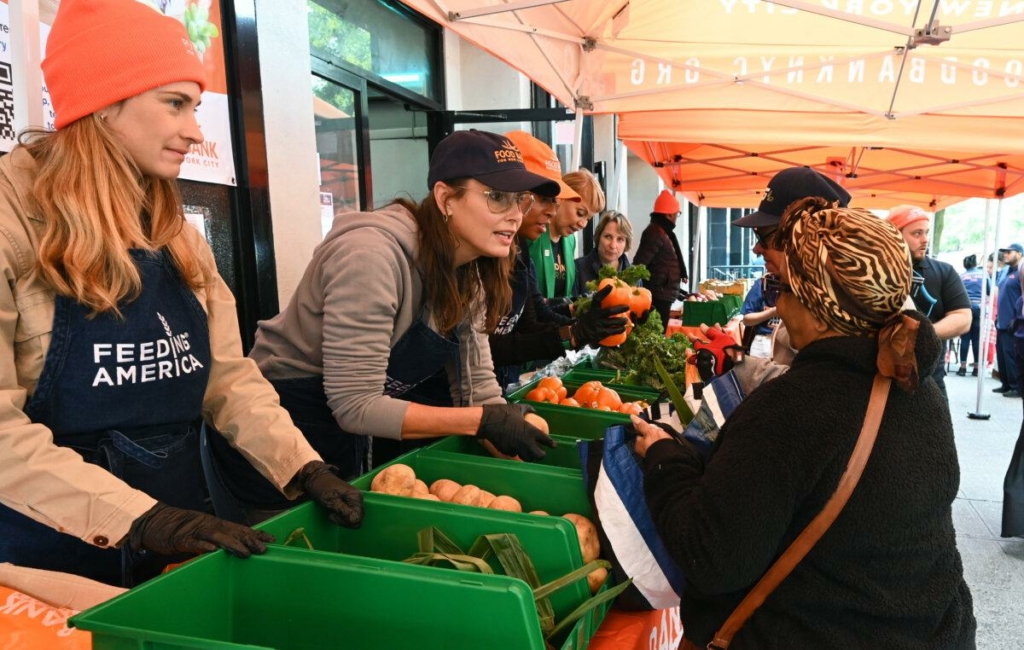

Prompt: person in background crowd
[
  {"left": 986, "top": 254, "right": 1001, "bottom": 376},
  {"left": 993, "top": 243, "right": 1024, "bottom": 396},
  {"left": 739, "top": 278, "right": 778, "bottom": 359},
  {"left": 206, "top": 130, "right": 556, "bottom": 524},
  {"left": 996, "top": 250, "right": 1010, "bottom": 285},
  {"left": 633, "top": 190, "right": 689, "bottom": 331},
  {"left": 529, "top": 169, "right": 605, "bottom": 309},
  {"left": 488, "top": 131, "right": 627, "bottom": 392},
  {"left": 633, "top": 198, "right": 976, "bottom": 649},
  {"left": 958, "top": 254, "right": 989, "bottom": 377},
  {"left": 886, "top": 205, "right": 971, "bottom": 400},
  {"left": 574, "top": 210, "right": 635, "bottom": 294},
  {"left": 0, "top": 0, "right": 363, "bottom": 587}
]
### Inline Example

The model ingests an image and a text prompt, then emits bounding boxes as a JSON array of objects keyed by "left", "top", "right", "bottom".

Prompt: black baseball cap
[
  {"left": 732, "top": 167, "right": 852, "bottom": 228},
  {"left": 427, "top": 130, "right": 560, "bottom": 197}
]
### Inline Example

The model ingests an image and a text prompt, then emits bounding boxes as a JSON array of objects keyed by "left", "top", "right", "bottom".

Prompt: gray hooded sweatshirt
[{"left": 250, "top": 204, "right": 504, "bottom": 439}]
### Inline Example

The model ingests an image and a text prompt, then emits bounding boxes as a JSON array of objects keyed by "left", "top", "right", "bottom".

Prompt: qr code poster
[{"left": 0, "top": 3, "right": 54, "bottom": 153}]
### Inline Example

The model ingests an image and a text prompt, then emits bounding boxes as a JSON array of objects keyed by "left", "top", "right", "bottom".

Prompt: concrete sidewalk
[{"left": 946, "top": 368, "right": 1024, "bottom": 649}]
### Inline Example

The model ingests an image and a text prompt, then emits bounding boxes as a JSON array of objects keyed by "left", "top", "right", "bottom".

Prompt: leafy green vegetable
[{"left": 595, "top": 311, "right": 693, "bottom": 390}]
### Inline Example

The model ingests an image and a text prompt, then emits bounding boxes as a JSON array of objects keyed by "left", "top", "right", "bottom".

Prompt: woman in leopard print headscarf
[
  {"left": 634, "top": 196, "right": 974, "bottom": 650},
  {"left": 774, "top": 197, "right": 911, "bottom": 336},
  {"left": 769, "top": 197, "right": 920, "bottom": 390}
]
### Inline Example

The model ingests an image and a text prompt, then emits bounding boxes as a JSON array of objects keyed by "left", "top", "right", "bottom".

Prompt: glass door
[{"left": 312, "top": 74, "right": 362, "bottom": 236}]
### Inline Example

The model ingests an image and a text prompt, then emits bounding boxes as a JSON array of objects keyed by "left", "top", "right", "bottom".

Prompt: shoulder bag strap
[{"left": 708, "top": 373, "right": 892, "bottom": 650}]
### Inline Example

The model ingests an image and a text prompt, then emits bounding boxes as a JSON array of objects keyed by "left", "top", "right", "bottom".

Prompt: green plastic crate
[
  {"left": 681, "top": 299, "right": 738, "bottom": 327},
  {"left": 352, "top": 449, "right": 590, "bottom": 517},
  {"left": 510, "top": 375, "right": 660, "bottom": 404},
  {"left": 561, "top": 369, "right": 666, "bottom": 397},
  {"left": 426, "top": 434, "right": 584, "bottom": 470},
  {"left": 515, "top": 403, "right": 625, "bottom": 440},
  {"left": 72, "top": 547, "right": 572, "bottom": 650},
  {"left": 505, "top": 376, "right": 658, "bottom": 440},
  {"left": 254, "top": 495, "right": 589, "bottom": 624}
]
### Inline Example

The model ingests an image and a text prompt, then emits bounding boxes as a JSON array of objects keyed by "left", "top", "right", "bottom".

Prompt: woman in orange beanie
[{"left": 0, "top": 0, "right": 362, "bottom": 587}]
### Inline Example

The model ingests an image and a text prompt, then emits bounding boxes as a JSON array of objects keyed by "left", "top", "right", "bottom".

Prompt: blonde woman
[
  {"left": 528, "top": 168, "right": 605, "bottom": 305},
  {"left": 0, "top": 0, "right": 361, "bottom": 586}
]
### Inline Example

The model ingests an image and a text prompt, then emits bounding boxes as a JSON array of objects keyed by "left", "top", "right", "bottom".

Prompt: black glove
[
  {"left": 296, "top": 461, "right": 365, "bottom": 528},
  {"left": 127, "top": 502, "right": 274, "bottom": 558},
  {"left": 571, "top": 284, "right": 629, "bottom": 348},
  {"left": 477, "top": 403, "right": 556, "bottom": 461}
]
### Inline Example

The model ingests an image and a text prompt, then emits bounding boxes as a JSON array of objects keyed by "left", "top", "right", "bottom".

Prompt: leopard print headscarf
[
  {"left": 771, "top": 198, "right": 920, "bottom": 390},
  {"left": 775, "top": 198, "right": 912, "bottom": 337}
]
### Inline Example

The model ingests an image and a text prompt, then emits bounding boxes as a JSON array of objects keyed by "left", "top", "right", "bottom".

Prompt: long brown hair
[
  {"left": 392, "top": 184, "right": 513, "bottom": 334},
  {"left": 19, "top": 115, "right": 204, "bottom": 316}
]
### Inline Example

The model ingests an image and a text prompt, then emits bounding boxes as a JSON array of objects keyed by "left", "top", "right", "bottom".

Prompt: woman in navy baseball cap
[{"left": 204, "top": 130, "right": 562, "bottom": 523}]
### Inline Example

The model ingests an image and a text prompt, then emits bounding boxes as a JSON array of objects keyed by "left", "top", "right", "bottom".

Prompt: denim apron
[
  {"left": 0, "top": 250, "right": 211, "bottom": 587},
  {"left": 205, "top": 305, "right": 459, "bottom": 515}
]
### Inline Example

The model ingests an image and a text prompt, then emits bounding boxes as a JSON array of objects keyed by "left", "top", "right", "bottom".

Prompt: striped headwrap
[{"left": 773, "top": 197, "right": 920, "bottom": 389}]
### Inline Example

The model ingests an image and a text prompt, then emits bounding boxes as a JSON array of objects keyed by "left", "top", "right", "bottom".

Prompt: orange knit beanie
[
  {"left": 886, "top": 204, "right": 930, "bottom": 232},
  {"left": 42, "top": 0, "right": 207, "bottom": 129}
]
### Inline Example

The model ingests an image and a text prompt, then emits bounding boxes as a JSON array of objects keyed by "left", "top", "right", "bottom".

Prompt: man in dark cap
[{"left": 730, "top": 167, "right": 852, "bottom": 368}]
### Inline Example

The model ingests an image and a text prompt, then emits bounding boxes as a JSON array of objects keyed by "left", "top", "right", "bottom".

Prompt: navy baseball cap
[
  {"left": 999, "top": 243, "right": 1024, "bottom": 254},
  {"left": 427, "top": 130, "right": 560, "bottom": 197},
  {"left": 732, "top": 167, "right": 852, "bottom": 228}
]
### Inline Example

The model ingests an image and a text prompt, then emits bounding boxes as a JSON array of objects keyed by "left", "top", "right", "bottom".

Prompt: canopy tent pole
[
  {"left": 10, "top": 0, "right": 45, "bottom": 133},
  {"left": 571, "top": 106, "right": 584, "bottom": 170},
  {"left": 696, "top": 204, "right": 708, "bottom": 286},
  {"left": 971, "top": 198, "right": 1003, "bottom": 420}
]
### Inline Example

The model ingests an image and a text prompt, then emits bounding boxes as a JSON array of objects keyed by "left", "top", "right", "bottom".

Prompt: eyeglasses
[
  {"left": 753, "top": 226, "right": 778, "bottom": 250},
  {"left": 532, "top": 194, "right": 560, "bottom": 206},
  {"left": 458, "top": 187, "right": 535, "bottom": 215},
  {"left": 762, "top": 274, "right": 792, "bottom": 308}
]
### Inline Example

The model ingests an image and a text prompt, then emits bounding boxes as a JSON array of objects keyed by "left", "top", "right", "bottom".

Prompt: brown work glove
[
  {"left": 296, "top": 461, "right": 365, "bottom": 528},
  {"left": 127, "top": 502, "right": 274, "bottom": 558}
]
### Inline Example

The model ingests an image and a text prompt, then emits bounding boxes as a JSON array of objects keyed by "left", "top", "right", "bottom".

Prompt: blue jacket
[{"left": 997, "top": 264, "right": 1021, "bottom": 330}]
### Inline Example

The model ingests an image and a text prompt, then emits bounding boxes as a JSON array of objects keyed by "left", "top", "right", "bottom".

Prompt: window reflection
[{"left": 312, "top": 75, "right": 360, "bottom": 236}]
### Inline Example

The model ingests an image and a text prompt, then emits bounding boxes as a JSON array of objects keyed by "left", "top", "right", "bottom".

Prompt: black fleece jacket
[{"left": 644, "top": 314, "right": 976, "bottom": 649}]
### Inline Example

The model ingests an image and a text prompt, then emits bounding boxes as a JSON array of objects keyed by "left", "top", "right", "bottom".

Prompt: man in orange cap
[
  {"left": 488, "top": 131, "right": 628, "bottom": 391},
  {"left": 887, "top": 205, "right": 971, "bottom": 398},
  {"left": 634, "top": 190, "right": 689, "bottom": 331}
]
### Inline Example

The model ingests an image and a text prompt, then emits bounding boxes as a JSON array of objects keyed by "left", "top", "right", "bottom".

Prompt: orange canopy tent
[
  {"left": 619, "top": 138, "right": 1024, "bottom": 209},
  {"left": 398, "top": 0, "right": 1024, "bottom": 205}
]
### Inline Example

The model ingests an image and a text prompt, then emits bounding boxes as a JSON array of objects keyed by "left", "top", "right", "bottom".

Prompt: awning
[{"left": 400, "top": 0, "right": 1024, "bottom": 205}]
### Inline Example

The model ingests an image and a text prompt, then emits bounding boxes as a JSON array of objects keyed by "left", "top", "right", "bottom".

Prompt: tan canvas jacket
[{"left": 0, "top": 147, "right": 320, "bottom": 550}]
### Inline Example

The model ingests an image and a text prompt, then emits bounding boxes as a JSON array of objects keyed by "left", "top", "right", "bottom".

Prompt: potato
[
  {"left": 412, "top": 479, "right": 429, "bottom": 496},
  {"left": 477, "top": 490, "right": 496, "bottom": 507},
  {"left": 429, "top": 479, "right": 462, "bottom": 502},
  {"left": 587, "top": 567, "right": 608, "bottom": 594},
  {"left": 524, "top": 412, "right": 550, "bottom": 434},
  {"left": 487, "top": 495, "right": 523, "bottom": 512},
  {"left": 450, "top": 484, "right": 482, "bottom": 506},
  {"left": 529, "top": 510, "right": 550, "bottom": 516},
  {"left": 563, "top": 513, "right": 600, "bottom": 563},
  {"left": 413, "top": 493, "right": 440, "bottom": 501},
  {"left": 370, "top": 464, "right": 416, "bottom": 496}
]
